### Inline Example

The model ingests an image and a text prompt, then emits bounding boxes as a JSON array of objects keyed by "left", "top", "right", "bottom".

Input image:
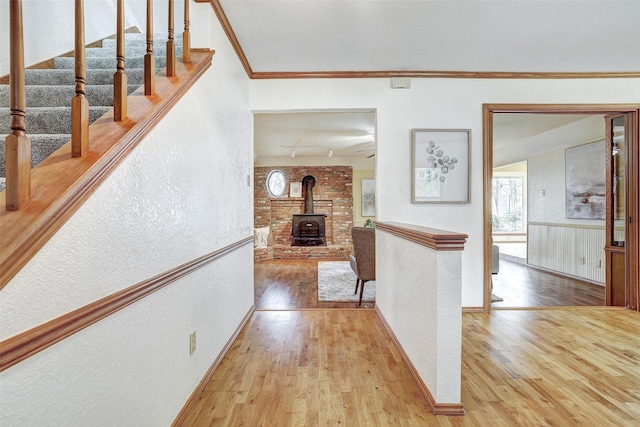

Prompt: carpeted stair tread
[
  {"left": 104, "top": 32, "right": 180, "bottom": 41},
  {"left": 25, "top": 68, "right": 144, "bottom": 86},
  {"left": 0, "top": 133, "right": 71, "bottom": 176},
  {"left": 54, "top": 55, "right": 167, "bottom": 71},
  {"left": 0, "top": 106, "right": 111, "bottom": 134},
  {"left": 101, "top": 36, "right": 182, "bottom": 49},
  {"left": 0, "top": 84, "right": 139, "bottom": 107},
  {"left": 85, "top": 45, "right": 182, "bottom": 58}
]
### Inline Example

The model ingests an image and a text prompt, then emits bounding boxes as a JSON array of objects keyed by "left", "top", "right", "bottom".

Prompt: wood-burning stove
[
  {"left": 291, "top": 214, "right": 327, "bottom": 246},
  {"left": 291, "top": 174, "right": 327, "bottom": 246}
]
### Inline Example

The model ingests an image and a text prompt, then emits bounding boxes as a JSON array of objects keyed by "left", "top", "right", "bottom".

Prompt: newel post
[
  {"left": 5, "top": 0, "right": 31, "bottom": 210},
  {"left": 182, "top": 0, "right": 191, "bottom": 63},
  {"left": 71, "top": 0, "right": 89, "bottom": 157},
  {"left": 144, "top": 0, "right": 156, "bottom": 95},
  {"left": 166, "top": 0, "right": 176, "bottom": 76},
  {"left": 113, "top": 0, "right": 127, "bottom": 121}
]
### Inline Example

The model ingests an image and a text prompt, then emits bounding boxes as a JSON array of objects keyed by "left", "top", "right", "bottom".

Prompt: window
[
  {"left": 492, "top": 176, "right": 524, "bottom": 232},
  {"left": 266, "top": 170, "right": 287, "bottom": 197}
]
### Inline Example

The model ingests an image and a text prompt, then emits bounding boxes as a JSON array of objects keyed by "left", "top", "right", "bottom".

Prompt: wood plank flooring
[
  {"left": 178, "top": 260, "right": 640, "bottom": 426},
  {"left": 181, "top": 310, "right": 438, "bottom": 426},
  {"left": 492, "top": 259, "right": 605, "bottom": 307},
  {"left": 255, "top": 259, "right": 375, "bottom": 309}
]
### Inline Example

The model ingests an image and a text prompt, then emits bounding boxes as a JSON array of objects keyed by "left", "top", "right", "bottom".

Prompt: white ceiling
[
  {"left": 254, "top": 111, "right": 376, "bottom": 159},
  {"left": 218, "top": 1, "right": 637, "bottom": 163},
  {"left": 492, "top": 114, "right": 605, "bottom": 167},
  {"left": 220, "top": 0, "right": 640, "bottom": 74}
]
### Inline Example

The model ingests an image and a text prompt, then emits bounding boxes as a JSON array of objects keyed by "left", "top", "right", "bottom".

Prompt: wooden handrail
[
  {"left": 144, "top": 0, "right": 156, "bottom": 95},
  {"left": 166, "top": 0, "right": 176, "bottom": 76},
  {"left": 183, "top": 0, "right": 191, "bottom": 63},
  {"left": 71, "top": 0, "right": 89, "bottom": 157},
  {"left": 5, "top": 0, "right": 31, "bottom": 211},
  {"left": 113, "top": 0, "right": 128, "bottom": 121}
]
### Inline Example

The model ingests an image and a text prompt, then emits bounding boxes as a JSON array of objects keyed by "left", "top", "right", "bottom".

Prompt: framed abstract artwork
[
  {"left": 361, "top": 179, "right": 375, "bottom": 216},
  {"left": 565, "top": 140, "right": 605, "bottom": 219},
  {"left": 412, "top": 129, "right": 471, "bottom": 203}
]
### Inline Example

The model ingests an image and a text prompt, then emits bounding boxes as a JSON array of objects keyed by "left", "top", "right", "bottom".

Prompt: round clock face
[{"left": 266, "top": 170, "right": 287, "bottom": 197}]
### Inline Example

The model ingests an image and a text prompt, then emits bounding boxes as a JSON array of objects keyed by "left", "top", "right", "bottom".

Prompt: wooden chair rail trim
[
  {"left": 0, "top": 50, "right": 215, "bottom": 290},
  {"left": 375, "top": 221, "right": 467, "bottom": 251},
  {"left": 172, "top": 304, "right": 256, "bottom": 427},
  {"left": 0, "top": 236, "right": 253, "bottom": 372},
  {"left": 250, "top": 70, "right": 640, "bottom": 80},
  {"left": 375, "top": 306, "right": 465, "bottom": 416}
]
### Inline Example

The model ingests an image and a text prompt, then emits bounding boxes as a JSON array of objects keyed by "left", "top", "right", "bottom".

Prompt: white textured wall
[
  {"left": 250, "top": 77, "right": 640, "bottom": 307},
  {"left": 376, "top": 230, "right": 462, "bottom": 404},
  {"left": 528, "top": 148, "right": 569, "bottom": 224},
  {"left": 0, "top": 2, "right": 254, "bottom": 425}
]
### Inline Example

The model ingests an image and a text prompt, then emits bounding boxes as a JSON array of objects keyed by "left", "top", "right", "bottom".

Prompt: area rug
[{"left": 317, "top": 261, "right": 376, "bottom": 302}]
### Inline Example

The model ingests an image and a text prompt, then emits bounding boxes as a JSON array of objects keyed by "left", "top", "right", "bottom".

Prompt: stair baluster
[
  {"left": 114, "top": 0, "right": 128, "bottom": 121},
  {"left": 5, "top": 0, "right": 32, "bottom": 210},
  {"left": 144, "top": 0, "right": 156, "bottom": 95},
  {"left": 183, "top": 0, "right": 191, "bottom": 64},
  {"left": 71, "top": 0, "right": 89, "bottom": 157},
  {"left": 166, "top": 0, "right": 176, "bottom": 77}
]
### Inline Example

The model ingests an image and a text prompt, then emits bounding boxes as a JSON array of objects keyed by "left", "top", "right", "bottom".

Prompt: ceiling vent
[{"left": 390, "top": 77, "right": 410, "bottom": 89}]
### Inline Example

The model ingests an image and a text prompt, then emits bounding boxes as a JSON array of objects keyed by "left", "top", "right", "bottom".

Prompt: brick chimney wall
[{"left": 254, "top": 166, "right": 353, "bottom": 246}]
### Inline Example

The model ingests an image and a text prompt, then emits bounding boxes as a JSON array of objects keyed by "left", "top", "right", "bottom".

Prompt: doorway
[
  {"left": 253, "top": 109, "right": 377, "bottom": 310},
  {"left": 483, "top": 104, "right": 640, "bottom": 312}
]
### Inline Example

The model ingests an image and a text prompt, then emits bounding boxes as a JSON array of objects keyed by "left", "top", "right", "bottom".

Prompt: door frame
[{"left": 483, "top": 104, "right": 640, "bottom": 312}]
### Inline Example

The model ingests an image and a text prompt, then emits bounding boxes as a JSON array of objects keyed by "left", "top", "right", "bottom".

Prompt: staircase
[{"left": 0, "top": 32, "right": 182, "bottom": 192}]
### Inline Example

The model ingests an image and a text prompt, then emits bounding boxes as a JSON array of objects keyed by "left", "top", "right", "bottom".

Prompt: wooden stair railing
[
  {"left": 113, "top": 0, "right": 128, "bottom": 121},
  {"left": 144, "top": 0, "right": 156, "bottom": 96},
  {"left": 166, "top": 0, "right": 176, "bottom": 77},
  {"left": 183, "top": 0, "right": 191, "bottom": 64},
  {"left": 71, "top": 0, "right": 89, "bottom": 158},
  {"left": 1, "top": 0, "right": 214, "bottom": 289},
  {"left": 4, "top": 0, "right": 195, "bottom": 210},
  {"left": 5, "top": 0, "right": 31, "bottom": 211}
]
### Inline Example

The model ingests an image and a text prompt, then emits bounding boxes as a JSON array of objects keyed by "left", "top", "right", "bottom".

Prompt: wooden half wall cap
[{"left": 375, "top": 221, "right": 467, "bottom": 251}]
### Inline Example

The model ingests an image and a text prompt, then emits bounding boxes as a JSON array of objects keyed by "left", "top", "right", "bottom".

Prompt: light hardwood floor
[
  {"left": 178, "top": 260, "right": 640, "bottom": 426},
  {"left": 492, "top": 259, "right": 605, "bottom": 307},
  {"left": 255, "top": 259, "right": 375, "bottom": 309}
]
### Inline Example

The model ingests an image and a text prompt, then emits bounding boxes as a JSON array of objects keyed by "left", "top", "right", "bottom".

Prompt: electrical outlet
[{"left": 189, "top": 331, "right": 196, "bottom": 355}]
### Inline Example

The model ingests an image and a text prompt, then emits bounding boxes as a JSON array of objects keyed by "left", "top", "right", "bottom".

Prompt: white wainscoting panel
[{"left": 528, "top": 223, "right": 605, "bottom": 284}]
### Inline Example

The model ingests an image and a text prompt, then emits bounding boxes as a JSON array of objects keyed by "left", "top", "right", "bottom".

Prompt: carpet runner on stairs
[{"left": 0, "top": 33, "right": 182, "bottom": 192}]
